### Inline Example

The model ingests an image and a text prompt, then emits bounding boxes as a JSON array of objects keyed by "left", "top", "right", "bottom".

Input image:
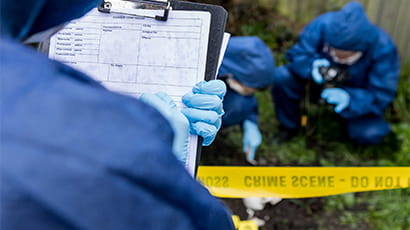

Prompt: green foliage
[
  {"left": 391, "top": 69, "right": 410, "bottom": 123},
  {"left": 325, "top": 193, "right": 356, "bottom": 211},
  {"left": 203, "top": 1, "right": 410, "bottom": 228},
  {"left": 246, "top": 69, "right": 410, "bottom": 230},
  {"left": 211, "top": 70, "right": 410, "bottom": 229},
  {"left": 366, "top": 189, "right": 410, "bottom": 230},
  {"left": 321, "top": 189, "right": 410, "bottom": 230},
  {"left": 256, "top": 70, "right": 410, "bottom": 229}
]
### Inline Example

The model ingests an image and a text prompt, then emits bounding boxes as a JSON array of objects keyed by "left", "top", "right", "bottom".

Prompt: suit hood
[
  {"left": 0, "top": 0, "right": 100, "bottom": 39},
  {"left": 325, "top": 1, "right": 376, "bottom": 51}
]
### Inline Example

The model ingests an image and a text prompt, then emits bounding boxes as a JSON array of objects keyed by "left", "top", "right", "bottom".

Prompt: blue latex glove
[
  {"left": 321, "top": 88, "right": 350, "bottom": 113},
  {"left": 242, "top": 120, "right": 262, "bottom": 163},
  {"left": 140, "top": 92, "right": 190, "bottom": 164},
  {"left": 311, "top": 59, "right": 330, "bottom": 84},
  {"left": 182, "top": 80, "right": 226, "bottom": 146}
]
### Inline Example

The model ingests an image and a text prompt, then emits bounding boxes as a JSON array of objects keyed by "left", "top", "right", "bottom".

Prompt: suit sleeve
[
  {"left": 244, "top": 96, "right": 259, "bottom": 124},
  {"left": 340, "top": 45, "right": 400, "bottom": 118},
  {"left": 286, "top": 14, "right": 329, "bottom": 79}
]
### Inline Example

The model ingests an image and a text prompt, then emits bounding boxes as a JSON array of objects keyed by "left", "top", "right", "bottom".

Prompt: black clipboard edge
[
  {"left": 38, "top": 1, "right": 227, "bottom": 177},
  {"left": 172, "top": 1, "right": 227, "bottom": 82},
  {"left": 172, "top": 1, "right": 227, "bottom": 176}
]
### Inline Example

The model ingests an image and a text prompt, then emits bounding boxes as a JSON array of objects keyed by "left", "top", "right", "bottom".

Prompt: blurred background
[{"left": 194, "top": 0, "right": 410, "bottom": 229}]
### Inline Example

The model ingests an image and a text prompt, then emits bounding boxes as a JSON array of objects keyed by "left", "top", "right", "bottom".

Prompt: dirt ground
[
  {"left": 200, "top": 137, "right": 320, "bottom": 230},
  {"left": 201, "top": 139, "right": 370, "bottom": 230},
  {"left": 196, "top": 0, "right": 340, "bottom": 222},
  {"left": 195, "top": 1, "right": 408, "bottom": 229}
]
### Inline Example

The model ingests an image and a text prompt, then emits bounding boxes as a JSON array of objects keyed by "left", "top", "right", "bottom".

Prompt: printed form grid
[{"left": 49, "top": 8, "right": 211, "bottom": 174}]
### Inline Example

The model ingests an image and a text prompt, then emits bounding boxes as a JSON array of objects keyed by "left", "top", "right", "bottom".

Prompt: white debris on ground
[
  {"left": 243, "top": 197, "right": 283, "bottom": 223},
  {"left": 264, "top": 197, "right": 282, "bottom": 206},
  {"left": 250, "top": 217, "right": 266, "bottom": 227},
  {"left": 243, "top": 197, "right": 266, "bottom": 211},
  {"left": 243, "top": 197, "right": 282, "bottom": 211}
]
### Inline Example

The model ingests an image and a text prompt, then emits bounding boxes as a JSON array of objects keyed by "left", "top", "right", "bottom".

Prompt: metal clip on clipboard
[{"left": 98, "top": 0, "right": 171, "bottom": 21}]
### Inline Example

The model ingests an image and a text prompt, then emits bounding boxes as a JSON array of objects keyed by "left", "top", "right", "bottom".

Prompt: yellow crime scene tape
[
  {"left": 197, "top": 166, "right": 410, "bottom": 198},
  {"left": 231, "top": 215, "right": 258, "bottom": 230}
]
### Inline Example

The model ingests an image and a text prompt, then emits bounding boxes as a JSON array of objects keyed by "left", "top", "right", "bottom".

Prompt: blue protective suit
[
  {"left": 0, "top": 0, "right": 233, "bottom": 229},
  {"left": 221, "top": 89, "right": 259, "bottom": 128},
  {"left": 218, "top": 36, "right": 275, "bottom": 128},
  {"left": 271, "top": 1, "right": 400, "bottom": 144}
]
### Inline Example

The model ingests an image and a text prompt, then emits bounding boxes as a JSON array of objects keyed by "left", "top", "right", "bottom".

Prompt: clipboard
[
  {"left": 98, "top": 0, "right": 227, "bottom": 81},
  {"left": 42, "top": 0, "right": 227, "bottom": 176},
  {"left": 170, "top": 1, "right": 227, "bottom": 176}
]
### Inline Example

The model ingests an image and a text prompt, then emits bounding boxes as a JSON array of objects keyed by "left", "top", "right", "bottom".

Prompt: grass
[
  {"left": 214, "top": 66, "right": 410, "bottom": 230},
  {"left": 208, "top": 1, "right": 410, "bottom": 228},
  {"left": 229, "top": 64, "right": 410, "bottom": 230},
  {"left": 189, "top": 0, "right": 410, "bottom": 228}
]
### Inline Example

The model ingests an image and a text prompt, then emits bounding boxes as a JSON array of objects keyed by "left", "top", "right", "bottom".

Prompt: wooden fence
[{"left": 257, "top": 0, "right": 410, "bottom": 66}]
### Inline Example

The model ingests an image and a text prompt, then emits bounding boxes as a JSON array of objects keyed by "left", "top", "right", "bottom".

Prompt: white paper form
[
  {"left": 216, "top": 32, "right": 231, "bottom": 78},
  {"left": 49, "top": 8, "right": 211, "bottom": 175}
]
